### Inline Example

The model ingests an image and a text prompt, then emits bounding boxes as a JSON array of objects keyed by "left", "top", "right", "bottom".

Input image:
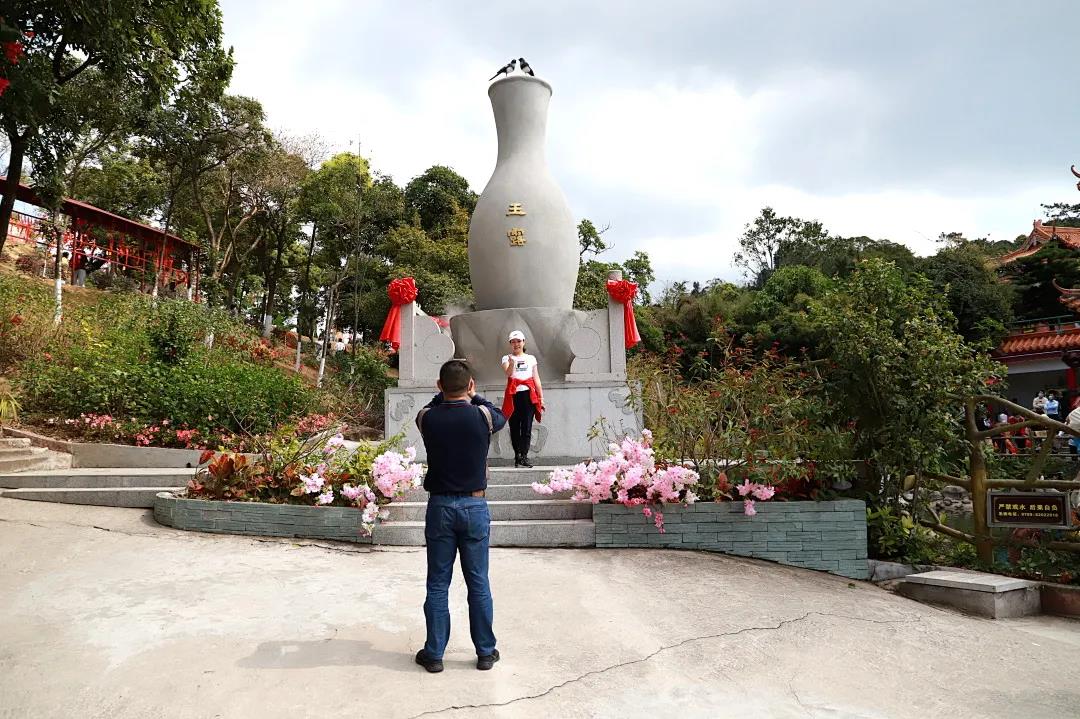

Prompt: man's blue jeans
[{"left": 423, "top": 494, "right": 496, "bottom": 659}]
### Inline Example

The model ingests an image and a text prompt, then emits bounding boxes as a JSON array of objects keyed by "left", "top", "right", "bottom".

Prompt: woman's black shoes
[{"left": 515, "top": 455, "right": 533, "bottom": 468}]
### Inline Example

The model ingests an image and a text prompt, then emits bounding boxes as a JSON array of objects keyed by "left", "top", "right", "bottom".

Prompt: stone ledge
[
  {"left": 594, "top": 500, "right": 869, "bottom": 580},
  {"left": 153, "top": 493, "right": 372, "bottom": 544},
  {"left": 3, "top": 426, "right": 258, "bottom": 469}
]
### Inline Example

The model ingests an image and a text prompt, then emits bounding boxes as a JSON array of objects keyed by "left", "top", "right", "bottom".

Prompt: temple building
[
  {"left": 1, "top": 179, "right": 200, "bottom": 298},
  {"left": 993, "top": 220, "right": 1080, "bottom": 408}
]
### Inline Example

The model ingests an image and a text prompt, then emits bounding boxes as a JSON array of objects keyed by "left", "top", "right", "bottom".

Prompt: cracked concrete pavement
[{"left": 2, "top": 497, "right": 1080, "bottom": 718}]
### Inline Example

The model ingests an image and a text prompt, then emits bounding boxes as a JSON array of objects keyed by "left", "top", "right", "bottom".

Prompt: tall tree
[
  {"left": 733, "top": 207, "right": 829, "bottom": 288},
  {"left": 404, "top": 165, "right": 476, "bottom": 235},
  {"left": 919, "top": 239, "right": 1014, "bottom": 346},
  {"left": 0, "top": 1, "right": 232, "bottom": 254}
]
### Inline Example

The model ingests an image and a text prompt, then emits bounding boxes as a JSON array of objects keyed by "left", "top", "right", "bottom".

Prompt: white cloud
[{"left": 218, "top": 0, "right": 1080, "bottom": 291}]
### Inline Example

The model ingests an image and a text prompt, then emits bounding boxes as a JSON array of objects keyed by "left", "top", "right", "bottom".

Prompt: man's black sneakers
[
  {"left": 477, "top": 649, "right": 500, "bottom": 670},
  {"left": 415, "top": 650, "right": 444, "bottom": 673},
  {"left": 516, "top": 456, "right": 533, "bottom": 468}
]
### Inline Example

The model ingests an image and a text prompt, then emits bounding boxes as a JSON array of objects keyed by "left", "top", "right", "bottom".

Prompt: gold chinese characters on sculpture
[
  {"left": 507, "top": 227, "right": 526, "bottom": 246},
  {"left": 506, "top": 202, "right": 526, "bottom": 216}
]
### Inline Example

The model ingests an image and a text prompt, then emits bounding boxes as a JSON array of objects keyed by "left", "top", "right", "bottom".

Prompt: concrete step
[
  {"left": 0, "top": 467, "right": 197, "bottom": 489},
  {"left": 373, "top": 519, "right": 595, "bottom": 547},
  {"left": 0, "top": 486, "right": 180, "bottom": 508},
  {"left": 0, "top": 447, "right": 36, "bottom": 459},
  {"left": 485, "top": 466, "right": 564, "bottom": 485},
  {"left": 0, "top": 437, "right": 31, "bottom": 449},
  {"left": 384, "top": 499, "right": 591, "bottom": 522},
  {"left": 404, "top": 483, "right": 572, "bottom": 502},
  {"left": 0, "top": 453, "right": 53, "bottom": 473}
]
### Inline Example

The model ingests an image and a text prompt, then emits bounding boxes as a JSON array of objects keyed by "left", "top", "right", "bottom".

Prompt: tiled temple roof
[{"left": 993, "top": 221, "right": 1080, "bottom": 266}]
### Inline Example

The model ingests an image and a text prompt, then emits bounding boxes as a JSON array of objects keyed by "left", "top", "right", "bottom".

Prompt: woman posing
[{"left": 501, "top": 330, "right": 543, "bottom": 467}]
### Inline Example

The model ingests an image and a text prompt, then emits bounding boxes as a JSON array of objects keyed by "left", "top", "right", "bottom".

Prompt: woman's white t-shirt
[{"left": 502, "top": 352, "right": 538, "bottom": 391}]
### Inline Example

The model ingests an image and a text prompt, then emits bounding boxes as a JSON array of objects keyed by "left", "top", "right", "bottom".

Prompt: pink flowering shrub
[
  {"left": 531, "top": 429, "right": 700, "bottom": 532},
  {"left": 734, "top": 478, "right": 778, "bottom": 516},
  {"left": 188, "top": 428, "right": 422, "bottom": 536}
]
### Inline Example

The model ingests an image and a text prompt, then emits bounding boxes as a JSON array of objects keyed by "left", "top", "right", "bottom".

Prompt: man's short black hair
[{"left": 439, "top": 359, "right": 472, "bottom": 394}]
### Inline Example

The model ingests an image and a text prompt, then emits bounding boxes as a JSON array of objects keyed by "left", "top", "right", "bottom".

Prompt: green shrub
[
  {"left": 18, "top": 346, "right": 312, "bottom": 437},
  {"left": 87, "top": 271, "right": 139, "bottom": 293},
  {"left": 323, "top": 345, "right": 394, "bottom": 430}
]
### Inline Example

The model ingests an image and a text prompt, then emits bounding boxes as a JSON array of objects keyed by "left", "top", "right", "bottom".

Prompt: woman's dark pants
[{"left": 509, "top": 391, "right": 535, "bottom": 458}]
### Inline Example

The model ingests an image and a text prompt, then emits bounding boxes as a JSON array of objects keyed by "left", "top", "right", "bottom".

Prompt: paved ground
[{"left": 2, "top": 498, "right": 1080, "bottom": 719}]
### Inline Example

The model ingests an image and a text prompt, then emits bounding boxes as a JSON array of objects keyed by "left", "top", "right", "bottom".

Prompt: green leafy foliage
[
  {"left": 918, "top": 240, "right": 1014, "bottom": 345},
  {"left": 628, "top": 334, "right": 852, "bottom": 499},
  {"left": 3, "top": 274, "right": 315, "bottom": 439},
  {"left": 810, "top": 259, "right": 1002, "bottom": 501}
]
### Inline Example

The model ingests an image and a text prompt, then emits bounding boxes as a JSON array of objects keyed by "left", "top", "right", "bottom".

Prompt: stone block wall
[
  {"left": 154, "top": 494, "right": 372, "bottom": 544},
  {"left": 594, "top": 500, "right": 869, "bottom": 579}
]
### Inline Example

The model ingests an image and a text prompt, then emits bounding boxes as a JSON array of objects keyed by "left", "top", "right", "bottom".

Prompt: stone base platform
[
  {"left": 899, "top": 570, "right": 1041, "bottom": 618},
  {"left": 385, "top": 380, "right": 641, "bottom": 464}
]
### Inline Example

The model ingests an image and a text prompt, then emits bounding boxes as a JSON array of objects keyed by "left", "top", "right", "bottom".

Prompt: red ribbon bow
[
  {"left": 606, "top": 279, "right": 641, "bottom": 349},
  {"left": 379, "top": 277, "right": 418, "bottom": 351}
]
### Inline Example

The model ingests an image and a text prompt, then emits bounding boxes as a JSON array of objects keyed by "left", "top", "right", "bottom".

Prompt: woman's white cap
[{"left": 508, "top": 330, "right": 525, "bottom": 341}]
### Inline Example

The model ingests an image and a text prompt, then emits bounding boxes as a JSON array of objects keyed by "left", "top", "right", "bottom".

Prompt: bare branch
[
  {"left": 925, "top": 473, "right": 971, "bottom": 490},
  {"left": 922, "top": 520, "right": 976, "bottom": 544},
  {"left": 979, "top": 419, "right": 1041, "bottom": 439},
  {"left": 1023, "top": 433, "right": 1057, "bottom": 485}
]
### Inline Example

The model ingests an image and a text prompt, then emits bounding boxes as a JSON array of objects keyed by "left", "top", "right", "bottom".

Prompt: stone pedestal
[
  {"left": 396, "top": 302, "right": 455, "bottom": 388},
  {"left": 385, "top": 380, "right": 640, "bottom": 464}
]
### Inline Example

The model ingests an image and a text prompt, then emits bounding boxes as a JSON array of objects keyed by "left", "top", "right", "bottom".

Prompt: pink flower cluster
[
  {"left": 322, "top": 433, "right": 349, "bottom": 455},
  {"left": 174, "top": 428, "right": 199, "bottom": 448},
  {"left": 342, "top": 483, "right": 380, "bottom": 528},
  {"left": 296, "top": 413, "right": 338, "bottom": 435},
  {"left": 735, "top": 479, "right": 777, "bottom": 516},
  {"left": 532, "top": 430, "right": 699, "bottom": 532},
  {"left": 79, "top": 413, "right": 115, "bottom": 430},
  {"left": 371, "top": 446, "right": 422, "bottom": 499}
]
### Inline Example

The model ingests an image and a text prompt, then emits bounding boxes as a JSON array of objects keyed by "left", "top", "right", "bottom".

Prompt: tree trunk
[
  {"left": 298, "top": 224, "right": 317, "bottom": 337},
  {"left": 0, "top": 133, "right": 28, "bottom": 256},
  {"left": 262, "top": 229, "right": 286, "bottom": 338},
  {"left": 51, "top": 222, "right": 64, "bottom": 325},
  {"left": 966, "top": 399, "right": 993, "bottom": 563},
  {"left": 317, "top": 285, "right": 336, "bottom": 388}
]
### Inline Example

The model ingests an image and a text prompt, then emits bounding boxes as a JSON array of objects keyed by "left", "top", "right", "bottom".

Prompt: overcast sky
[{"left": 219, "top": 0, "right": 1080, "bottom": 287}]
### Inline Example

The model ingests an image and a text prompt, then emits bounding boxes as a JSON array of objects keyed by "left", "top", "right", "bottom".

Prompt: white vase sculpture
[{"left": 467, "top": 75, "right": 578, "bottom": 310}]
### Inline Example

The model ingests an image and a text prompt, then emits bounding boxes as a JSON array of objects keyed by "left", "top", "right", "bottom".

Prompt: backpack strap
[{"left": 477, "top": 405, "right": 494, "bottom": 434}]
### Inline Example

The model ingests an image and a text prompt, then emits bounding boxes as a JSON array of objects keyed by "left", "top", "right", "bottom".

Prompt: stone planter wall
[
  {"left": 154, "top": 493, "right": 372, "bottom": 544},
  {"left": 594, "top": 499, "right": 869, "bottom": 579},
  {"left": 4, "top": 426, "right": 259, "bottom": 468}
]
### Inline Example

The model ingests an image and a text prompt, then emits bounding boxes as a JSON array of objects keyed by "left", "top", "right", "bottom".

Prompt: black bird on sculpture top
[
  {"left": 518, "top": 58, "right": 534, "bottom": 76},
  {"left": 489, "top": 59, "right": 517, "bottom": 81}
]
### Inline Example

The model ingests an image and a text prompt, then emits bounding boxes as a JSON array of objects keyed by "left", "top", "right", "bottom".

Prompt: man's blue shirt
[{"left": 417, "top": 393, "right": 507, "bottom": 494}]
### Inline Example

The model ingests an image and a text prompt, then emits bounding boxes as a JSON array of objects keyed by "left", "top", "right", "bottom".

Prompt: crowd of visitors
[{"left": 984, "top": 391, "right": 1080, "bottom": 455}]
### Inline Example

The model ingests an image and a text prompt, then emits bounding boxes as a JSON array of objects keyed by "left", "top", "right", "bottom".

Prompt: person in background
[
  {"left": 1033, "top": 391, "right": 1048, "bottom": 413},
  {"left": 993, "top": 408, "right": 1009, "bottom": 453},
  {"left": 1067, "top": 398, "right": 1080, "bottom": 456},
  {"left": 1046, "top": 392, "right": 1061, "bottom": 423}
]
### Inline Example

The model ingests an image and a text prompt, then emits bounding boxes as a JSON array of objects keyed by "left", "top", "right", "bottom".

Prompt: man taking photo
[{"left": 414, "top": 359, "right": 507, "bottom": 673}]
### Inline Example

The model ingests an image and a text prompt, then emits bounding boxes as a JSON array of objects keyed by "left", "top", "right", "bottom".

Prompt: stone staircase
[
  {"left": 0, "top": 437, "right": 70, "bottom": 473},
  {"left": 0, "top": 467, "right": 196, "bottom": 507},
  {"left": 374, "top": 466, "right": 594, "bottom": 547}
]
